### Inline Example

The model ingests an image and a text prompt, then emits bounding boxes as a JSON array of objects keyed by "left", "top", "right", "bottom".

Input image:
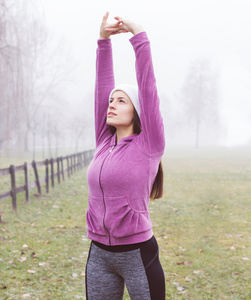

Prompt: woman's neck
[{"left": 116, "top": 126, "right": 134, "bottom": 143}]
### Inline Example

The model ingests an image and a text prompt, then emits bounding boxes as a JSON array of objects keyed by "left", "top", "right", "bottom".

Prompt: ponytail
[{"left": 150, "top": 161, "right": 164, "bottom": 200}]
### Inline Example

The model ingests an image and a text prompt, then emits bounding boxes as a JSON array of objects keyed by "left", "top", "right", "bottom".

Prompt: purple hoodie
[{"left": 86, "top": 32, "right": 165, "bottom": 246}]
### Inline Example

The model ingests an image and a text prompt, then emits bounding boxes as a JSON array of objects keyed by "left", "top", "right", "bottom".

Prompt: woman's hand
[
  {"left": 99, "top": 12, "right": 128, "bottom": 39},
  {"left": 106, "top": 16, "right": 144, "bottom": 36}
]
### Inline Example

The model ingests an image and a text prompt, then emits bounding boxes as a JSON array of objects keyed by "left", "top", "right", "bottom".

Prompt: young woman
[{"left": 85, "top": 13, "right": 166, "bottom": 300}]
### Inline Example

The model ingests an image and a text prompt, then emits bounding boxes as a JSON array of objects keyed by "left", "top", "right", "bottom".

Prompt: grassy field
[{"left": 0, "top": 148, "right": 250, "bottom": 299}]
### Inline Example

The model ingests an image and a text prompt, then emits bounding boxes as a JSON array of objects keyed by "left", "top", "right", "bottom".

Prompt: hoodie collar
[{"left": 110, "top": 132, "right": 138, "bottom": 147}]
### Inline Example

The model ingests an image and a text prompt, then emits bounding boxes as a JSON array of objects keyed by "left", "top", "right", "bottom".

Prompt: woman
[{"left": 85, "top": 12, "right": 166, "bottom": 300}]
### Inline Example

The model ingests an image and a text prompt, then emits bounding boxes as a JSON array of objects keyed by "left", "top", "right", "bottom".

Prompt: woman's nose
[{"left": 109, "top": 101, "right": 116, "bottom": 109}]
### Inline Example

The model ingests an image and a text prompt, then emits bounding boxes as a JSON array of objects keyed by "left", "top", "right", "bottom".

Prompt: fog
[
  {"left": 1, "top": 0, "right": 251, "bottom": 158},
  {"left": 42, "top": 0, "right": 251, "bottom": 147}
]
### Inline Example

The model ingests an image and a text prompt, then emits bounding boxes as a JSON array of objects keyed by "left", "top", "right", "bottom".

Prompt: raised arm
[
  {"left": 95, "top": 13, "right": 127, "bottom": 146},
  {"left": 107, "top": 18, "right": 165, "bottom": 155},
  {"left": 132, "top": 32, "right": 165, "bottom": 155}
]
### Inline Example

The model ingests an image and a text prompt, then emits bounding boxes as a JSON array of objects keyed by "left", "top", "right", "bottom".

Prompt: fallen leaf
[
  {"left": 38, "top": 262, "right": 48, "bottom": 267},
  {"left": 198, "top": 249, "right": 204, "bottom": 254},
  {"left": 193, "top": 270, "right": 202, "bottom": 274},
  {"left": 27, "top": 270, "right": 35, "bottom": 274},
  {"left": 22, "top": 244, "right": 28, "bottom": 248},
  {"left": 178, "top": 290, "right": 187, "bottom": 295},
  {"left": 184, "top": 277, "right": 191, "bottom": 282},
  {"left": 81, "top": 272, "right": 85, "bottom": 277},
  {"left": 22, "top": 294, "right": 31, "bottom": 298},
  {"left": 44, "top": 241, "right": 51, "bottom": 245},
  {"left": 179, "top": 247, "right": 186, "bottom": 251},
  {"left": 242, "top": 257, "right": 249, "bottom": 261},
  {"left": 18, "top": 257, "right": 27, "bottom": 262},
  {"left": 230, "top": 245, "right": 235, "bottom": 250},
  {"left": 177, "top": 285, "right": 186, "bottom": 291},
  {"left": 31, "top": 252, "right": 36, "bottom": 258},
  {"left": 72, "top": 273, "right": 78, "bottom": 278},
  {"left": 177, "top": 261, "right": 192, "bottom": 266}
]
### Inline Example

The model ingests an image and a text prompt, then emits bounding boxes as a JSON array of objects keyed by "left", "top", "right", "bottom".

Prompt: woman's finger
[
  {"left": 105, "top": 21, "right": 122, "bottom": 29},
  {"left": 105, "top": 28, "right": 122, "bottom": 32},
  {"left": 102, "top": 12, "right": 109, "bottom": 23},
  {"left": 110, "top": 29, "right": 128, "bottom": 35},
  {"left": 114, "top": 16, "right": 123, "bottom": 22}
]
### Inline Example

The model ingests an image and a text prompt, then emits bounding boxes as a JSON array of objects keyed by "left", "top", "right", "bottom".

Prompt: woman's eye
[
  {"left": 109, "top": 99, "right": 113, "bottom": 103},
  {"left": 120, "top": 99, "right": 125, "bottom": 103}
]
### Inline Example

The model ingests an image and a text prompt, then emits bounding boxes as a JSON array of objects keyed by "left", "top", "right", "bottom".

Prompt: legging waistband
[{"left": 92, "top": 235, "right": 155, "bottom": 253}]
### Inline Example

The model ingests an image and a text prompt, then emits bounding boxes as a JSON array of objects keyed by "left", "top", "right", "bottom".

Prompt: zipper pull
[{"left": 109, "top": 146, "right": 115, "bottom": 153}]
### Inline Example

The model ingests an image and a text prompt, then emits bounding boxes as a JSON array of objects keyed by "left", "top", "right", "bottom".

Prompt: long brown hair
[{"left": 109, "top": 109, "right": 164, "bottom": 200}]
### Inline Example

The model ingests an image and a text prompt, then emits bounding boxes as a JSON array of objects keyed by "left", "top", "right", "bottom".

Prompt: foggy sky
[{"left": 41, "top": 0, "right": 251, "bottom": 146}]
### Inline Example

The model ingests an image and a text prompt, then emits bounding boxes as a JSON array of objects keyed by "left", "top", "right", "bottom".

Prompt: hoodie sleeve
[
  {"left": 130, "top": 32, "right": 165, "bottom": 156},
  {"left": 94, "top": 38, "right": 115, "bottom": 147}
]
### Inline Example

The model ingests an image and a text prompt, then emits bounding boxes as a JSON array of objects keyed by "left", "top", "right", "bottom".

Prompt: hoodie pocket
[
  {"left": 105, "top": 195, "right": 152, "bottom": 238},
  {"left": 86, "top": 196, "right": 106, "bottom": 236}
]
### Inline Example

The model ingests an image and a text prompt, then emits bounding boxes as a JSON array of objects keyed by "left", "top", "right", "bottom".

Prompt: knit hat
[{"left": 109, "top": 84, "right": 140, "bottom": 117}]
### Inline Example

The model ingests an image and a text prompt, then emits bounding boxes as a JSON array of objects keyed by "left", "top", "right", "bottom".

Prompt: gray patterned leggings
[{"left": 85, "top": 236, "right": 165, "bottom": 300}]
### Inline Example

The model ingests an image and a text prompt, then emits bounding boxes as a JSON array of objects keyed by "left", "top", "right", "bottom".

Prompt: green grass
[{"left": 0, "top": 148, "right": 250, "bottom": 299}]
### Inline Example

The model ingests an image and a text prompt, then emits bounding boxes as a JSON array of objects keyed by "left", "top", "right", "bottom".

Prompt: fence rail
[{"left": 0, "top": 150, "right": 94, "bottom": 213}]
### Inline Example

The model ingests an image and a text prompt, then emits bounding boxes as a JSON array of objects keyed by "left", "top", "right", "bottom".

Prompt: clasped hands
[{"left": 100, "top": 12, "right": 144, "bottom": 39}]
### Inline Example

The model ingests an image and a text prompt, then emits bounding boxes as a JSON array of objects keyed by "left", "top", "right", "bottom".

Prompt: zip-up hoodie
[{"left": 86, "top": 32, "right": 165, "bottom": 246}]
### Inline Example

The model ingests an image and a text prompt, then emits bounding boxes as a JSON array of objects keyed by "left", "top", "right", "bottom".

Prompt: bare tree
[
  {"left": 68, "top": 114, "right": 89, "bottom": 153},
  {"left": 0, "top": 0, "right": 46, "bottom": 152},
  {"left": 1, "top": 0, "right": 77, "bottom": 159},
  {"left": 179, "top": 59, "right": 220, "bottom": 147},
  {"left": 0, "top": 1, "right": 22, "bottom": 149}
]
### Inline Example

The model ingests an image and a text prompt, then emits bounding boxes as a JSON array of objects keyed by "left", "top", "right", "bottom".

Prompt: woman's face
[{"left": 107, "top": 90, "right": 134, "bottom": 129}]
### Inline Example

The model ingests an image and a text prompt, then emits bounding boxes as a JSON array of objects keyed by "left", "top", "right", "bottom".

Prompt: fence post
[
  {"left": 70, "top": 155, "right": 73, "bottom": 175},
  {"left": 45, "top": 159, "right": 49, "bottom": 193},
  {"left": 10, "top": 165, "right": 17, "bottom": 212},
  {"left": 61, "top": 157, "right": 65, "bottom": 181},
  {"left": 66, "top": 155, "right": 70, "bottom": 178},
  {"left": 50, "top": 158, "right": 54, "bottom": 188},
  {"left": 80, "top": 152, "right": 83, "bottom": 169},
  {"left": 83, "top": 151, "right": 87, "bottom": 167},
  {"left": 32, "top": 160, "right": 41, "bottom": 196},
  {"left": 24, "top": 162, "right": 30, "bottom": 204},
  {"left": 57, "top": 157, "right": 60, "bottom": 184},
  {"left": 77, "top": 153, "right": 80, "bottom": 171},
  {"left": 73, "top": 154, "right": 76, "bottom": 173}
]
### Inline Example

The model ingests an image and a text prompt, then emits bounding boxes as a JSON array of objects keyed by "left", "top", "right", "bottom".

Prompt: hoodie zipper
[{"left": 99, "top": 145, "right": 115, "bottom": 245}]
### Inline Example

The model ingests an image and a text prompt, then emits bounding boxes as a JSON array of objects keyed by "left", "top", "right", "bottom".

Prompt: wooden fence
[{"left": 0, "top": 150, "right": 94, "bottom": 213}]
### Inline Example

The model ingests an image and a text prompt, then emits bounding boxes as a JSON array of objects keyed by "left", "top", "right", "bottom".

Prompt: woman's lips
[{"left": 108, "top": 112, "right": 117, "bottom": 116}]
